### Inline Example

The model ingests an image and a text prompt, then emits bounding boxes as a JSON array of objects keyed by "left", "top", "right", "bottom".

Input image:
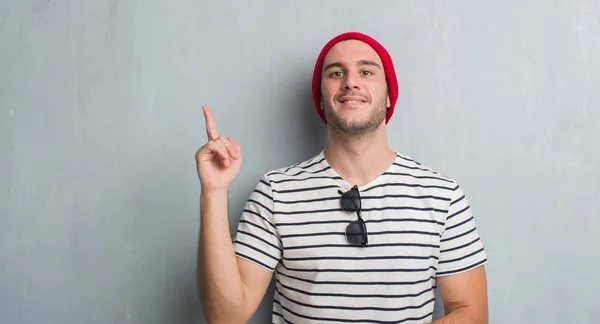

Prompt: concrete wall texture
[{"left": 1, "top": 1, "right": 599, "bottom": 323}]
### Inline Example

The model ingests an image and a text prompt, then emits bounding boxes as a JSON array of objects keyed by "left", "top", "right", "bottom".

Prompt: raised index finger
[{"left": 202, "top": 105, "right": 219, "bottom": 141}]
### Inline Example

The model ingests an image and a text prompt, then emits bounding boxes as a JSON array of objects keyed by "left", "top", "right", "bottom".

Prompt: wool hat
[{"left": 311, "top": 32, "right": 399, "bottom": 124}]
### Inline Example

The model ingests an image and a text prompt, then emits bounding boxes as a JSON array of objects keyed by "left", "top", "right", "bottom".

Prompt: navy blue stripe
[
  {"left": 272, "top": 311, "right": 292, "bottom": 324},
  {"left": 383, "top": 171, "right": 453, "bottom": 184},
  {"left": 284, "top": 157, "right": 325, "bottom": 171},
  {"left": 281, "top": 230, "right": 439, "bottom": 239},
  {"left": 234, "top": 240, "right": 280, "bottom": 262},
  {"left": 252, "top": 188, "right": 272, "bottom": 201},
  {"left": 275, "top": 285, "right": 436, "bottom": 312},
  {"left": 235, "top": 252, "right": 275, "bottom": 271},
  {"left": 440, "top": 237, "right": 480, "bottom": 253},
  {"left": 280, "top": 262, "right": 437, "bottom": 274},
  {"left": 247, "top": 199, "right": 273, "bottom": 215},
  {"left": 273, "top": 185, "right": 338, "bottom": 194},
  {"left": 397, "top": 154, "right": 423, "bottom": 165},
  {"left": 273, "top": 194, "right": 450, "bottom": 205},
  {"left": 438, "top": 247, "right": 484, "bottom": 264},
  {"left": 271, "top": 175, "right": 342, "bottom": 184},
  {"left": 393, "top": 162, "right": 433, "bottom": 172},
  {"left": 274, "top": 294, "right": 434, "bottom": 323},
  {"left": 236, "top": 230, "right": 282, "bottom": 252},
  {"left": 274, "top": 195, "right": 338, "bottom": 204},
  {"left": 364, "top": 194, "right": 450, "bottom": 202},
  {"left": 269, "top": 165, "right": 331, "bottom": 177},
  {"left": 296, "top": 159, "right": 324, "bottom": 170},
  {"left": 441, "top": 226, "right": 476, "bottom": 243},
  {"left": 284, "top": 242, "right": 439, "bottom": 251},
  {"left": 274, "top": 182, "right": 453, "bottom": 195},
  {"left": 276, "top": 278, "right": 436, "bottom": 298},
  {"left": 283, "top": 254, "right": 438, "bottom": 262},
  {"left": 362, "top": 182, "right": 454, "bottom": 193},
  {"left": 241, "top": 209, "right": 276, "bottom": 230},
  {"left": 446, "top": 216, "right": 473, "bottom": 231},
  {"left": 447, "top": 205, "right": 470, "bottom": 220},
  {"left": 283, "top": 160, "right": 304, "bottom": 173},
  {"left": 450, "top": 194, "right": 465, "bottom": 206},
  {"left": 437, "top": 258, "right": 487, "bottom": 276},
  {"left": 277, "top": 270, "right": 436, "bottom": 286},
  {"left": 238, "top": 220, "right": 281, "bottom": 244},
  {"left": 276, "top": 217, "right": 444, "bottom": 227},
  {"left": 275, "top": 206, "right": 447, "bottom": 216}
]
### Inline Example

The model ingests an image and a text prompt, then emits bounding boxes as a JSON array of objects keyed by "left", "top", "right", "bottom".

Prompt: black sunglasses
[{"left": 339, "top": 185, "right": 368, "bottom": 247}]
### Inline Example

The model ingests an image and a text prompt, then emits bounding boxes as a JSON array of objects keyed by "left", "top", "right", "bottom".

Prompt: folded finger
[
  {"left": 226, "top": 138, "right": 241, "bottom": 160},
  {"left": 207, "top": 140, "right": 230, "bottom": 165}
]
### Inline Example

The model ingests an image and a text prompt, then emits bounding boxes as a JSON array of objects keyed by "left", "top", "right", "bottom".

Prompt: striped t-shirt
[{"left": 233, "top": 150, "right": 487, "bottom": 323}]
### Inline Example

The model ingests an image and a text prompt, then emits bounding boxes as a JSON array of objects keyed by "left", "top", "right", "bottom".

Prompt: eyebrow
[{"left": 322, "top": 60, "right": 382, "bottom": 72}]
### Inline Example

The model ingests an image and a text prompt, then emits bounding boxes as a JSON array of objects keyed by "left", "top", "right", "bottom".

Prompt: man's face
[{"left": 320, "top": 39, "right": 390, "bottom": 137}]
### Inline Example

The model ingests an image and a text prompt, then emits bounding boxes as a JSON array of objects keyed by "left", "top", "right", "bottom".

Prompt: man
[{"left": 196, "top": 32, "right": 488, "bottom": 323}]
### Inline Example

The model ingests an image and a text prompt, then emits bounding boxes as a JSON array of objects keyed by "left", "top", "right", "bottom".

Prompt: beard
[{"left": 323, "top": 94, "right": 388, "bottom": 138}]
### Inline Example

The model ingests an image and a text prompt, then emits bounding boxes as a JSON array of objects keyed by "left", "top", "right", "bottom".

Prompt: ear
[
  {"left": 386, "top": 95, "right": 391, "bottom": 108},
  {"left": 320, "top": 97, "right": 324, "bottom": 110}
]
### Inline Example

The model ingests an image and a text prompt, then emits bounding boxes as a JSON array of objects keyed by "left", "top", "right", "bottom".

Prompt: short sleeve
[
  {"left": 437, "top": 183, "right": 487, "bottom": 276},
  {"left": 233, "top": 174, "right": 282, "bottom": 271}
]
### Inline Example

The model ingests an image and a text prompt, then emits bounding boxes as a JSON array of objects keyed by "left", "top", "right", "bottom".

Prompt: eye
[
  {"left": 361, "top": 70, "right": 374, "bottom": 76},
  {"left": 329, "top": 71, "right": 344, "bottom": 78}
]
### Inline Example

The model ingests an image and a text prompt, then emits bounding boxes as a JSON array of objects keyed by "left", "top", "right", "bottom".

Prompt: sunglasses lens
[
  {"left": 341, "top": 191, "right": 361, "bottom": 212},
  {"left": 346, "top": 221, "right": 366, "bottom": 245}
]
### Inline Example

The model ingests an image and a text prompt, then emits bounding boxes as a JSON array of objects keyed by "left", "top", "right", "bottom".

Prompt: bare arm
[
  {"left": 195, "top": 105, "right": 273, "bottom": 323},
  {"left": 432, "top": 265, "right": 488, "bottom": 324},
  {"left": 197, "top": 191, "right": 273, "bottom": 324}
]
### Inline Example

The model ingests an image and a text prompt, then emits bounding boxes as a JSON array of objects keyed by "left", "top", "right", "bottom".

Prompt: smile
[{"left": 338, "top": 96, "right": 367, "bottom": 104}]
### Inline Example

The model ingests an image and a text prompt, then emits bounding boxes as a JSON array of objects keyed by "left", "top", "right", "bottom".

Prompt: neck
[{"left": 324, "top": 123, "right": 396, "bottom": 187}]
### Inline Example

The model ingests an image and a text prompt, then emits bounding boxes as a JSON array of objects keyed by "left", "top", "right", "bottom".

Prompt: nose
[{"left": 342, "top": 71, "right": 361, "bottom": 90}]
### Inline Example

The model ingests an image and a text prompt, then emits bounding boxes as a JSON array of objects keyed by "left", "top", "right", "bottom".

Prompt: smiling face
[{"left": 320, "top": 39, "right": 391, "bottom": 137}]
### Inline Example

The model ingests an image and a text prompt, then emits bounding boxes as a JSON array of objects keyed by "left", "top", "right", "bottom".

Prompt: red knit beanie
[{"left": 311, "top": 32, "right": 398, "bottom": 124}]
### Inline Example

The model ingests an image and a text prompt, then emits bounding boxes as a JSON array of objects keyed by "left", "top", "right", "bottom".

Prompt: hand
[{"left": 195, "top": 105, "right": 242, "bottom": 194}]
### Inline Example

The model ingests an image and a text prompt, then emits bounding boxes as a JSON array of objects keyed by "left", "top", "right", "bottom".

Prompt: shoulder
[
  {"left": 249, "top": 151, "right": 329, "bottom": 196},
  {"left": 393, "top": 152, "right": 457, "bottom": 186},
  {"left": 261, "top": 150, "right": 327, "bottom": 182},
  {"left": 393, "top": 153, "right": 477, "bottom": 210}
]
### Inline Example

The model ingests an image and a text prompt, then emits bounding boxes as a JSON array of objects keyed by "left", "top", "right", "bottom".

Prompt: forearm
[
  {"left": 432, "top": 306, "right": 486, "bottom": 324},
  {"left": 197, "top": 191, "right": 246, "bottom": 323}
]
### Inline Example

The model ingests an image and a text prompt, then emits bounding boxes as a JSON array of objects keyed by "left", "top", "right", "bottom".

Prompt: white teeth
[{"left": 342, "top": 100, "right": 360, "bottom": 103}]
